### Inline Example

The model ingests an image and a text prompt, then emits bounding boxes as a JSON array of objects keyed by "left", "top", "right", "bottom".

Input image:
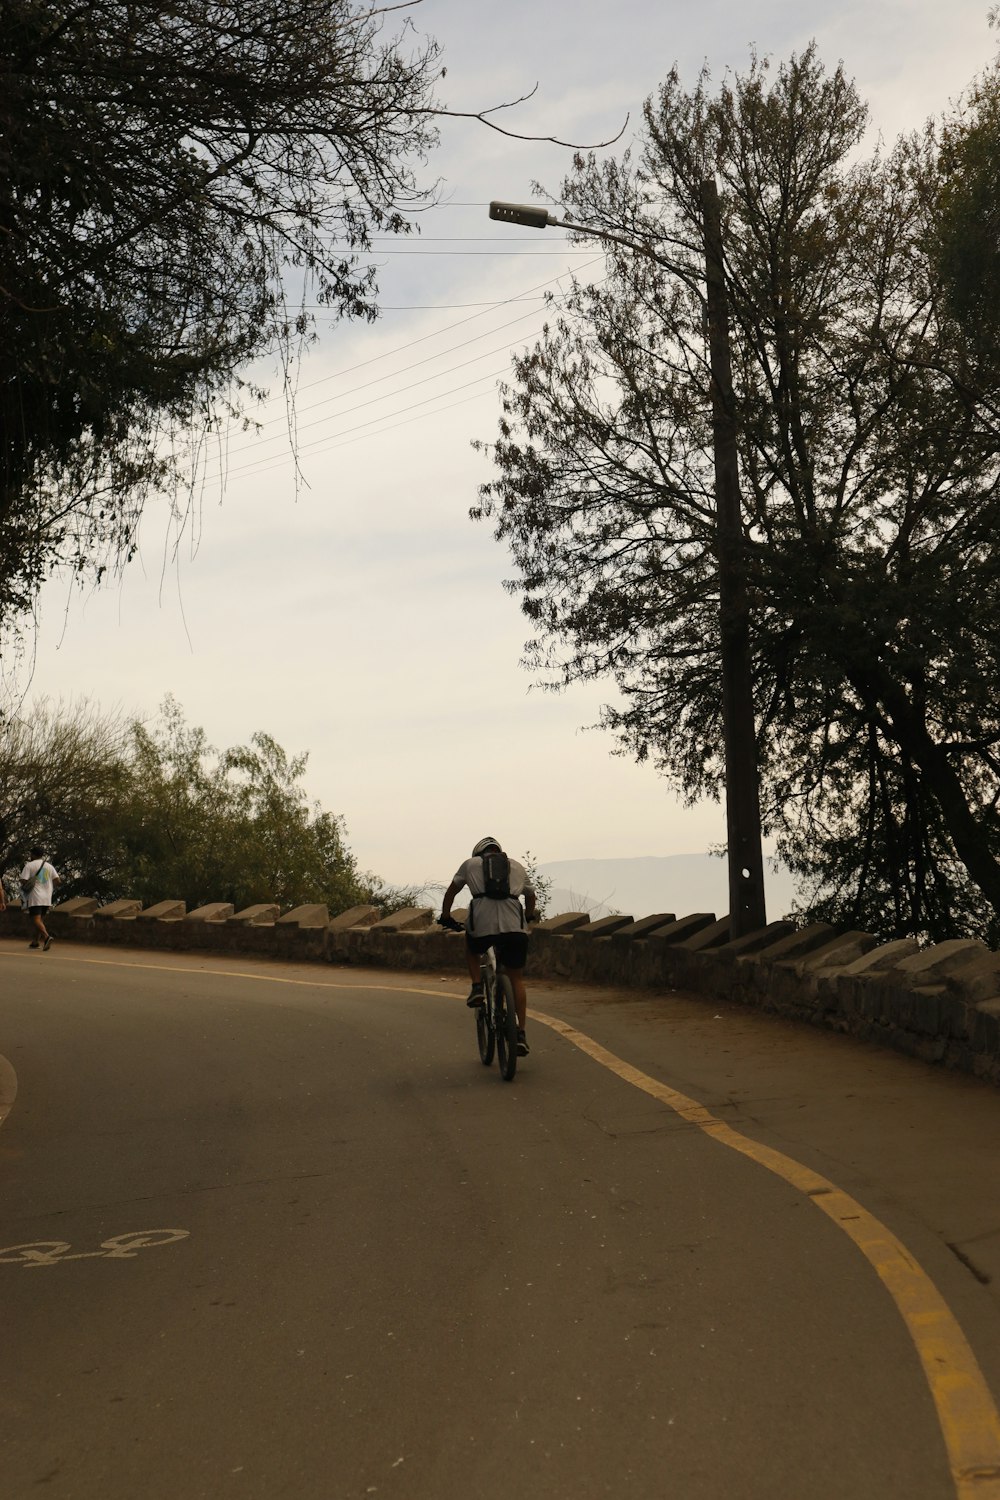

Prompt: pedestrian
[{"left": 20, "top": 848, "right": 61, "bottom": 951}]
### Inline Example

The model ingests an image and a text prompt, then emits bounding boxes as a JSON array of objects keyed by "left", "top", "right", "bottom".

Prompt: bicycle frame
[
  {"left": 480, "top": 942, "right": 498, "bottom": 998},
  {"left": 475, "top": 942, "right": 517, "bottom": 1080}
]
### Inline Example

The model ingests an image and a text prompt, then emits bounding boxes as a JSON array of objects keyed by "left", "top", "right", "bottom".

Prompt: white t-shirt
[
  {"left": 20, "top": 858, "right": 58, "bottom": 908},
  {"left": 452, "top": 855, "right": 530, "bottom": 936}
]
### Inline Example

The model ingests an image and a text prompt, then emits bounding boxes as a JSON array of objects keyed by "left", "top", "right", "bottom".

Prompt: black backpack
[{"left": 480, "top": 851, "right": 511, "bottom": 899}]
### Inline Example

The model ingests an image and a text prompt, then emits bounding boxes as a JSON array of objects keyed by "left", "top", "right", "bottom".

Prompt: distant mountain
[{"left": 537, "top": 854, "right": 800, "bottom": 923}]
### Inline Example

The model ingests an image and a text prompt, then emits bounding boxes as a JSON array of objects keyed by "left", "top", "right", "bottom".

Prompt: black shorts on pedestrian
[
  {"left": 25, "top": 906, "right": 50, "bottom": 918},
  {"left": 467, "top": 930, "right": 529, "bottom": 970}
]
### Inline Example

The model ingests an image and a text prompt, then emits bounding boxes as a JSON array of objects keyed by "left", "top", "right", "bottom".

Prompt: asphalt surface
[{"left": 2, "top": 939, "right": 999, "bottom": 1499}]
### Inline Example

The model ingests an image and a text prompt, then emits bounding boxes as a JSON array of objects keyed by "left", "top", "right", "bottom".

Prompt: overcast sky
[{"left": 12, "top": 0, "right": 998, "bottom": 891}]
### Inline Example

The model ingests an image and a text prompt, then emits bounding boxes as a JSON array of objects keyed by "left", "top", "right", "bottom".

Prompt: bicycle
[{"left": 438, "top": 916, "right": 518, "bottom": 1081}]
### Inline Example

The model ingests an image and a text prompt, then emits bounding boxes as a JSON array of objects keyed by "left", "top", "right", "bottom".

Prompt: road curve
[{"left": 2, "top": 941, "right": 999, "bottom": 1500}]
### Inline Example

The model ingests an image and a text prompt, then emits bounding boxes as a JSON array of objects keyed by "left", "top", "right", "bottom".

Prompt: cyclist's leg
[
  {"left": 465, "top": 933, "right": 488, "bottom": 1004},
  {"left": 493, "top": 932, "right": 529, "bottom": 1030},
  {"left": 506, "top": 967, "right": 527, "bottom": 1030},
  {"left": 504, "top": 967, "right": 530, "bottom": 1055}
]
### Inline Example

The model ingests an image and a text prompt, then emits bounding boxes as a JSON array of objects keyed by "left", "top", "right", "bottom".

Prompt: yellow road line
[
  {"left": 533, "top": 1009, "right": 1000, "bottom": 1500},
  {"left": 0, "top": 946, "right": 450, "bottom": 1000},
  {"left": 4, "top": 944, "right": 1000, "bottom": 1492}
]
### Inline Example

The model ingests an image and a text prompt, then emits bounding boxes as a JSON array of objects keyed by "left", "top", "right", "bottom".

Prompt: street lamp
[{"left": 488, "top": 196, "right": 767, "bottom": 937}]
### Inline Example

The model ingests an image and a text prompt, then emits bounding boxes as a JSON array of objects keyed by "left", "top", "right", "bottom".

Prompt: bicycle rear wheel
[
  {"left": 495, "top": 974, "right": 518, "bottom": 1081},
  {"left": 476, "top": 997, "right": 495, "bottom": 1065}
]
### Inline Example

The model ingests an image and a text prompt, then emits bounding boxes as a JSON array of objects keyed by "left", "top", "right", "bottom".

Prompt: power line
[
  {"left": 200, "top": 257, "right": 606, "bottom": 478},
  {"left": 366, "top": 249, "right": 593, "bottom": 256},
  {"left": 250, "top": 302, "right": 551, "bottom": 432},
  {"left": 216, "top": 386, "right": 499, "bottom": 483},
  {"left": 367, "top": 236, "right": 576, "bottom": 243},
  {"left": 211, "top": 366, "right": 512, "bottom": 484},
  {"left": 319, "top": 387, "right": 497, "bottom": 455},
  {"left": 217, "top": 327, "right": 538, "bottom": 464},
  {"left": 255, "top": 256, "right": 603, "bottom": 399},
  {"left": 347, "top": 300, "right": 548, "bottom": 310}
]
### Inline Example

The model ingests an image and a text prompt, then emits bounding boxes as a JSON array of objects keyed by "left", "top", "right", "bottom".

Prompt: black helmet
[{"left": 472, "top": 836, "right": 501, "bottom": 856}]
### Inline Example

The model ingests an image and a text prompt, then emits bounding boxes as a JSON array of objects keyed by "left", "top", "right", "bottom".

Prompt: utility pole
[
  {"left": 489, "top": 196, "right": 768, "bottom": 934},
  {"left": 700, "top": 177, "right": 767, "bottom": 936}
]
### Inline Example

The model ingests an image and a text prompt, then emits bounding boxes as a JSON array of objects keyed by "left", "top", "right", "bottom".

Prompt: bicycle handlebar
[{"left": 439, "top": 911, "right": 541, "bottom": 930}]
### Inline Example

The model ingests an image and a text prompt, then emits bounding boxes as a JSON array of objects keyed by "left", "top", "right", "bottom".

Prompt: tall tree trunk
[{"left": 851, "top": 662, "right": 1000, "bottom": 918}]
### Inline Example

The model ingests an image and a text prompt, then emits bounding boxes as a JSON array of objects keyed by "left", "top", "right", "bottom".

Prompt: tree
[
  {"left": 0, "top": 693, "right": 408, "bottom": 913},
  {"left": 933, "top": 27, "right": 1000, "bottom": 365},
  {"left": 476, "top": 46, "right": 1000, "bottom": 942},
  {"left": 0, "top": 697, "right": 132, "bottom": 896},
  {"left": 518, "top": 850, "right": 552, "bottom": 917},
  {"left": 0, "top": 0, "right": 440, "bottom": 622},
  {"left": 108, "top": 695, "right": 379, "bottom": 910}
]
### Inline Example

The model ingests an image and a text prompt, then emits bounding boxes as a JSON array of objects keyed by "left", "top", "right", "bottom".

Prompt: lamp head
[{"left": 488, "top": 200, "right": 554, "bottom": 229}]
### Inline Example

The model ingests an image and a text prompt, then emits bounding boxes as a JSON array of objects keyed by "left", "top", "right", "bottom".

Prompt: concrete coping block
[
  {"left": 646, "top": 913, "right": 717, "bottom": 946},
  {"left": 838, "top": 938, "right": 920, "bottom": 975},
  {"left": 976, "top": 998, "right": 1000, "bottom": 1017},
  {"left": 57, "top": 897, "right": 99, "bottom": 917},
  {"left": 610, "top": 914, "right": 677, "bottom": 942},
  {"left": 794, "top": 931, "right": 879, "bottom": 972},
  {"left": 717, "top": 920, "right": 796, "bottom": 957},
  {"left": 227, "top": 904, "right": 280, "bottom": 926},
  {"left": 368, "top": 907, "right": 434, "bottom": 933},
  {"left": 536, "top": 912, "right": 591, "bottom": 933},
  {"left": 677, "top": 916, "right": 732, "bottom": 951},
  {"left": 572, "top": 914, "right": 635, "bottom": 937},
  {"left": 945, "top": 953, "right": 1000, "bottom": 1003},
  {"left": 327, "top": 904, "right": 380, "bottom": 932},
  {"left": 186, "top": 903, "right": 235, "bottom": 923},
  {"left": 137, "top": 900, "right": 186, "bottom": 921},
  {"left": 94, "top": 900, "right": 142, "bottom": 921},
  {"left": 747, "top": 922, "right": 835, "bottom": 964},
  {"left": 277, "top": 903, "right": 329, "bottom": 928},
  {"left": 894, "top": 939, "right": 992, "bottom": 981}
]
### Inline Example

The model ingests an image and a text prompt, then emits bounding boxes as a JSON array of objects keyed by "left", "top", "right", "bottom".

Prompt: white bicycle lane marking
[
  {"left": 0, "top": 1229, "right": 190, "bottom": 1267},
  {"left": 0, "top": 997, "right": 191, "bottom": 1272}
]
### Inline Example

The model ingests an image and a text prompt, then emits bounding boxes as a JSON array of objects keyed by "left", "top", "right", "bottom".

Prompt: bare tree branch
[{"left": 428, "top": 87, "right": 629, "bottom": 150}]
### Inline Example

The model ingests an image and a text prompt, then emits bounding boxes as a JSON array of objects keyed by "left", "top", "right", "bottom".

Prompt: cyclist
[{"left": 440, "top": 837, "right": 539, "bottom": 1056}]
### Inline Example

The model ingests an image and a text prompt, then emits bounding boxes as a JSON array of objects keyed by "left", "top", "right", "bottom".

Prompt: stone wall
[{"left": 4, "top": 897, "right": 998, "bottom": 1086}]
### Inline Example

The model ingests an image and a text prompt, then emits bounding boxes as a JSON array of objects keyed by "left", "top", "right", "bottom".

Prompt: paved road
[{"left": 2, "top": 940, "right": 999, "bottom": 1499}]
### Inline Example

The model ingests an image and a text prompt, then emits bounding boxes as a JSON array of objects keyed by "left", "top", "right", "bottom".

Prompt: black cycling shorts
[{"left": 467, "top": 931, "right": 529, "bottom": 971}]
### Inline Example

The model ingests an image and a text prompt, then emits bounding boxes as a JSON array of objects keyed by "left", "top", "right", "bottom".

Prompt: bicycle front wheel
[{"left": 495, "top": 974, "right": 518, "bottom": 1081}]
